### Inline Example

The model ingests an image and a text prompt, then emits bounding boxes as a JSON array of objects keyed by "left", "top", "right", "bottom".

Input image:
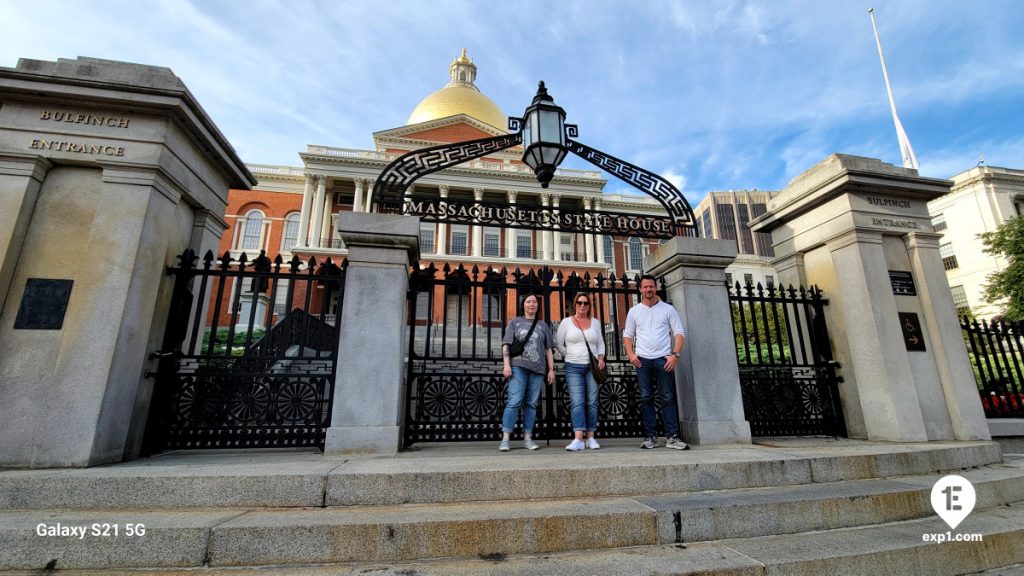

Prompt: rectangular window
[
  {"left": 933, "top": 213, "right": 947, "bottom": 232},
  {"left": 725, "top": 273, "right": 733, "bottom": 287},
  {"left": 241, "top": 220, "right": 262, "bottom": 250},
  {"left": 716, "top": 204, "right": 737, "bottom": 241},
  {"left": 450, "top": 225, "right": 469, "bottom": 255},
  {"left": 603, "top": 236, "right": 614, "bottom": 265},
  {"left": 516, "top": 231, "right": 532, "bottom": 259},
  {"left": 766, "top": 275, "right": 775, "bottom": 288},
  {"left": 737, "top": 204, "right": 754, "bottom": 254},
  {"left": 1015, "top": 200, "right": 1023, "bottom": 217},
  {"left": 628, "top": 238, "right": 644, "bottom": 271},
  {"left": 419, "top": 224, "right": 436, "bottom": 254},
  {"left": 743, "top": 273, "right": 754, "bottom": 286},
  {"left": 950, "top": 285, "right": 970, "bottom": 315},
  {"left": 702, "top": 210, "right": 712, "bottom": 240},
  {"left": 283, "top": 217, "right": 300, "bottom": 250},
  {"left": 483, "top": 228, "right": 500, "bottom": 257},
  {"left": 560, "top": 234, "right": 574, "bottom": 261},
  {"left": 273, "top": 279, "right": 290, "bottom": 316},
  {"left": 940, "top": 243, "right": 958, "bottom": 270}
]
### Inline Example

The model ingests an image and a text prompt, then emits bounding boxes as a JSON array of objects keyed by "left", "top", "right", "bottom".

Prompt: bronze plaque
[{"left": 14, "top": 278, "right": 74, "bottom": 330}]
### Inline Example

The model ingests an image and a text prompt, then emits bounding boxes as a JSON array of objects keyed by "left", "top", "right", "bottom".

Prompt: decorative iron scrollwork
[
  {"left": 566, "top": 139, "right": 695, "bottom": 234},
  {"left": 372, "top": 132, "right": 523, "bottom": 207}
]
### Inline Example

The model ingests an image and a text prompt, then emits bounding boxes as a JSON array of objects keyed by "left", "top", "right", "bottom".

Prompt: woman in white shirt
[{"left": 554, "top": 292, "right": 606, "bottom": 451}]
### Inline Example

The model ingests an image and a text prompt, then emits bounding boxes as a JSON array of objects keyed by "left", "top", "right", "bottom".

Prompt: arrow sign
[{"left": 898, "top": 312, "right": 926, "bottom": 351}]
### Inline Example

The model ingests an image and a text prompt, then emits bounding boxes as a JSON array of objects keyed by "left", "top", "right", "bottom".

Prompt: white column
[
  {"left": 540, "top": 193, "right": 550, "bottom": 260},
  {"left": 551, "top": 194, "right": 561, "bottom": 262},
  {"left": 506, "top": 190, "right": 518, "bottom": 258},
  {"left": 320, "top": 183, "right": 333, "bottom": 247},
  {"left": 437, "top": 185, "right": 449, "bottom": 256},
  {"left": 584, "top": 198, "right": 595, "bottom": 263},
  {"left": 472, "top": 187, "right": 484, "bottom": 257},
  {"left": 297, "top": 174, "right": 314, "bottom": 247},
  {"left": 595, "top": 199, "right": 606, "bottom": 265},
  {"left": 353, "top": 178, "right": 365, "bottom": 213},
  {"left": 310, "top": 175, "right": 326, "bottom": 248}
]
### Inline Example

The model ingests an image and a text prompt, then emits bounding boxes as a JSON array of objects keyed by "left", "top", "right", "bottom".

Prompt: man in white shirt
[{"left": 623, "top": 275, "right": 688, "bottom": 450}]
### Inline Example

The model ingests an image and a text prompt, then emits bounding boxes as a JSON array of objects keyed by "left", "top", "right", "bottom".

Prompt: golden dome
[{"left": 406, "top": 50, "right": 507, "bottom": 132}]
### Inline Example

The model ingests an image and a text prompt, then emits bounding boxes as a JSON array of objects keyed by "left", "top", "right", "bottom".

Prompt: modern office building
[{"left": 692, "top": 189, "right": 779, "bottom": 288}]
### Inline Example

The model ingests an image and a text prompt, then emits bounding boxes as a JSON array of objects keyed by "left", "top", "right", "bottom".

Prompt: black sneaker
[{"left": 640, "top": 437, "right": 658, "bottom": 449}]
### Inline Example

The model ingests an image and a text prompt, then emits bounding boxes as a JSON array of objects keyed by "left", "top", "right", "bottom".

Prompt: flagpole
[{"left": 869, "top": 7, "right": 919, "bottom": 170}]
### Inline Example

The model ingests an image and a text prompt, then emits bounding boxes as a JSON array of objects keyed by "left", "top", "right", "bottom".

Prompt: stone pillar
[
  {"left": 595, "top": 199, "right": 606, "bottom": 265},
  {"left": 472, "top": 187, "right": 484, "bottom": 257},
  {"left": 506, "top": 190, "right": 517, "bottom": 258},
  {"left": 352, "top": 178, "right": 365, "bottom": 213},
  {"left": 0, "top": 155, "right": 50, "bottom": 314},
  {"left": 824, "top": 229, "right": 929, "bottom": 441},
  {"left": 751, "top": 154, "right": 990, "bottom": 442},
  {"left": 551, "top": 194, "right": 561, "bottom": 262},
  {"left": 583, "top": 198, "right": 595, "bottom": 263},
  {"left": 320, "top": 189, "right": 333, "bottom": 248},
  {"left": 325, "top": 212, "right": 419, "bottom": 455},
  {"left": 539, "top": 193, "right": 550, "bottom": 260},
  {"left": 437, "top": 185, "right": 449, "bottom": 257},
  {"left": 310, "top": 175, "right": 326, "bottom": 248},
  {"left": 297, "top": 174, "right": 314, "bottom": 247},
  {"left": 0, "top": 57, "right": 254, "bottom": 467},
  {"left": 905, "top": 232, "right": 991, "bottom": 440},
  {"left": 647, "top": 237, "right": 752, "bottom": 445}
]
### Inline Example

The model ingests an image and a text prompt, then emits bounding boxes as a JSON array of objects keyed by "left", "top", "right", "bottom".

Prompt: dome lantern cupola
[{"left": 407, "top": 49, "right": 507, "bottom": 132}]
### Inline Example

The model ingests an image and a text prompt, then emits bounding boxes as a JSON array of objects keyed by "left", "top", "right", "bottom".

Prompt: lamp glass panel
[{"left": 539, "top": 109, "right": 563, "bottom": 144}]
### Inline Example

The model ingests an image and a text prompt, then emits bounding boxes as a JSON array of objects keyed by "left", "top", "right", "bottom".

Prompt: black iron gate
[
  {"left": 143, "top": 249, "right": 345, "bottom": 452},
  {"left": 962, "top": 316, "right": 1024, "bottom": 418},
  {"left": 729, "top": 283, "right": 846, "bottom": 437},
  {"left": 404, "top": 264, "right": 662, "bottom": 445}
]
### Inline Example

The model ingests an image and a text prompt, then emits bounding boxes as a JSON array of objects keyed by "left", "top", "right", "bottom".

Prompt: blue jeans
[
  {"left": 565, "top": 362, "right": 599, "bottom": 432},
  {"left": 502, "top": 366, "right": 544, "bottom": 434},
  {"left": 636, "top": 357, "right": 680, "bottom": 438}
]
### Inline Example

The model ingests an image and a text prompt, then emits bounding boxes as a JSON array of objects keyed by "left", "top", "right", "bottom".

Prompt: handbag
[
  {"left": 507, "top": 317, "right": 539, "bottom": 358},
  {"left": 573, "top": 317, "right": 608, "bottom": 385}
]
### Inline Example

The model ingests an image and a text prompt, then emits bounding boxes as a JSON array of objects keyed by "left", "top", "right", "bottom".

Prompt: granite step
[
  {"left": 0, "top": 440, "right": 1002, "bottom": 510},
  {"left": 2, "top": 459, "right": 1022, "bottom": 571},
  {"left": 7, "top": 501, "right": 1024, "bottom": 575}
]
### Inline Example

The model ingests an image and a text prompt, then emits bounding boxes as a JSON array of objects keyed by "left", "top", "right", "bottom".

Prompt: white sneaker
[
  {"left": 523, "top": 438, "right": 539, "bottom": 450},
  {"left": 585, "top": 438, "right": 601, "bottom": 450},
  {"left": 566, "top": 439, "right": 586, "bottom": 451}
]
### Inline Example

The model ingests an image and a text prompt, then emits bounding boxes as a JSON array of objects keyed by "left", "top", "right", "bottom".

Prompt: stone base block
[
  {"left": 680, "top": 419, "right": 752, "bottom": 446},
  {"left": 324, "top": 426, "right": 400, "bottom": 456}
]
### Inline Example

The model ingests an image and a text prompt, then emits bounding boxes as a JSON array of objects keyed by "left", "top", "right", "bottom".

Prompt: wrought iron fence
[
  {"left": 143, "top": 249, "right": 346, "bottom": 452},
  {"left": 962, "top": 317, "right": 1024, "bottom": 418},
  {"left": 729, "top": 282, "right": 846, "bottom": 437},
  {"left": 404, "top": 264, "right": 662, "bottom": 445}
]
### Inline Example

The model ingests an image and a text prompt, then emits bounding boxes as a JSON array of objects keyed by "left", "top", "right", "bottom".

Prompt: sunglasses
[{"left": 575, "top": 301, "right": 590, "bottom": 306}]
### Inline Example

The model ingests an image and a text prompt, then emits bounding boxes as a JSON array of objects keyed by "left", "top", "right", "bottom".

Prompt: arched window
[
  {"left": 241, "top": 210, "right": 264, "bottom": 250},
  {"left": 628, "top": 237, "right": 644, "bottom": 271},
  {"left": 282, "top": 212, "right": 301, "bottom": 251}
]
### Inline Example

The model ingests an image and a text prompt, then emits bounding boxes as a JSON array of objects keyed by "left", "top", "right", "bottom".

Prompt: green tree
[{"left": 980, "top": 215, "right": 1024, "bottom": 321}]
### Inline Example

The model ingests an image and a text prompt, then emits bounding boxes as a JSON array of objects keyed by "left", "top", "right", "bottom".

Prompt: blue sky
[{"left": 4, "top": 0, "right": 1023, "bottom": 204}]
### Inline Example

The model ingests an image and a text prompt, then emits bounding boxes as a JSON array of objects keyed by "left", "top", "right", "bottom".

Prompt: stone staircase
[{"left": 1, "top": 439, "right": 1023, "bottom": 575}]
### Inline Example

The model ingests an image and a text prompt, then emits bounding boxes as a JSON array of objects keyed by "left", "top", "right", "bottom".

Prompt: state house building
[{"left": 216, "top": 51, "right": 775, "bottom": 326}]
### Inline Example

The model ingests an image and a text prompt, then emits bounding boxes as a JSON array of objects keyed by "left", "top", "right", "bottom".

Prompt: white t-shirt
[
  {"left": 554, "top": 317, "right": 606, "bottom": 365},
  {"left": 623, "top": 299, "right": 685, "bottom": 359}
]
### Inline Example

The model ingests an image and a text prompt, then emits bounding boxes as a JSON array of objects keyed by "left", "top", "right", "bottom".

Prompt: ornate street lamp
[
  {"left": 520, "top": 81, "right": 567, "bottom": 188},
  {"left": 371, "top": 81, "right": 697, "bottom": 239}
]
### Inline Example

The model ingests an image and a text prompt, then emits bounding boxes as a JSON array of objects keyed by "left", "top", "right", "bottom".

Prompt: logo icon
[{"left": 930, "top": 475, "right": 976, "bottom": 530}]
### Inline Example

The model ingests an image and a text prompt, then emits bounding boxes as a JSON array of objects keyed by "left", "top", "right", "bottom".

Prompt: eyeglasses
[{"left": 575, "top": 301, "right": 590, "bottom": 306}]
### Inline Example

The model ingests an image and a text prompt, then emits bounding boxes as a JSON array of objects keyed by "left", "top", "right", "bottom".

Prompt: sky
[{"left": 4, "top": 0, "right": 1024, "bottom": 205}]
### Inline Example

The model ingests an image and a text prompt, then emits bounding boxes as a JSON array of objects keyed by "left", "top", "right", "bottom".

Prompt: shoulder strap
[
  {"left": 572, "top": 317, "right": 596, "bottom": 356},
  {"left": 523, "top": 316, "right": 539, "bottom": 342}
]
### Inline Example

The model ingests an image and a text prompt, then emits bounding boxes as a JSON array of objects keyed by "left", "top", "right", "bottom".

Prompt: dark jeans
[{"left": 635, "top": 356, "right": 680, "bottom": 438}]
